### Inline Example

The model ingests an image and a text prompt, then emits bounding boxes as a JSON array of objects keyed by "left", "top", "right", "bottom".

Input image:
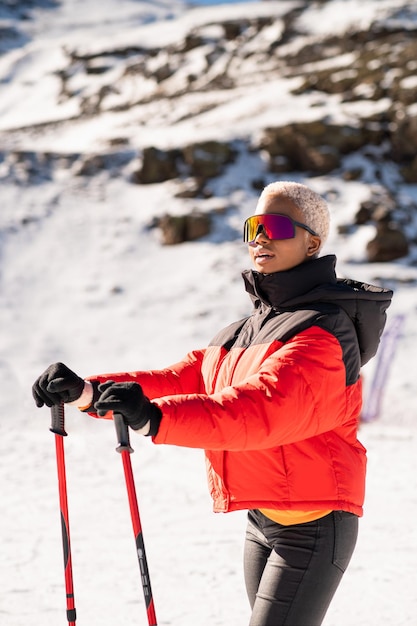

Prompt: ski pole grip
[
  {"left": 50, "top": 402, "right": 67, "bottom": 436},
  {"left": 114, "top": 413, "right": 134, "bottom": 454}
]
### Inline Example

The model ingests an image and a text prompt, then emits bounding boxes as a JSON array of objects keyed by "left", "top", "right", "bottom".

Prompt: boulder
[
  {"left": 133, "top": 146, "right": 181, "bottom": 184},
  {"left": 157, "top": 212, "right": 212, "bottom": 245},
  {"left": 181, "top": 140, "right": 236, "bottom": 179},
  {"left": 366, "top": 222, "right": 409, "bottom": 262}
]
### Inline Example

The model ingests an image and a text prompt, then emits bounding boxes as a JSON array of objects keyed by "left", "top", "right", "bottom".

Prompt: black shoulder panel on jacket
[
  {"left": 255, "top": 304, "right": 361, "bottom": 386},
  {"left": 209, "top": 305, "right": 361, "bottom": 387},
  {"left": 208, "top": 317, "right": 249, "bottom": 351},
  {"left": 312, "top": 305, "right": 362, "bottom": 386}
]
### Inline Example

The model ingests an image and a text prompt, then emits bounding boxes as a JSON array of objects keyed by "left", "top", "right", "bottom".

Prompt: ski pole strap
[
  {"left": 50, "top": 402, "right": 67, "bottom": 437},
  {"left": 114, "top": 413, "right": 134, "bottom": 454}
]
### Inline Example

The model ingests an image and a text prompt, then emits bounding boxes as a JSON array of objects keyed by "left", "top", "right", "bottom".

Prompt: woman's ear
[{"left": 306, "top": 235, "right": 321, "bottom": 257}]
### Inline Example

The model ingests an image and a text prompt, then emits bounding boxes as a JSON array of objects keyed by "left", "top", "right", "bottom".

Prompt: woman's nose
[
  {"left": 255, "top": 225, "right": 270, "bottom": 242},
  {"left": 248, "top": 225, "right": 270, "bottom": 247}
]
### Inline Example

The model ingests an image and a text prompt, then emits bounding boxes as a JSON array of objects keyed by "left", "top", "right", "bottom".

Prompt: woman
[{"left": 33, "top": 181, "right": 393, "bottom": 626}]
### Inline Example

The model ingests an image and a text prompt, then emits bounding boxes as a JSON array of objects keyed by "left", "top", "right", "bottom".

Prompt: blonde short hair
[{"left": 259, "top": 181, "right": 330, "bottom": 251}]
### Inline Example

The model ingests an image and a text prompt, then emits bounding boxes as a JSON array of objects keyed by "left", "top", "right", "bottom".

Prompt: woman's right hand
[{"left": 32, "top": 362, "right": 85, "bottom": 407}]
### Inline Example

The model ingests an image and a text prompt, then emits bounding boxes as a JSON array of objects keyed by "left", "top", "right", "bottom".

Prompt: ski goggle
[{"left": 243, "top": 213, "right": 318, "bottom": 243}]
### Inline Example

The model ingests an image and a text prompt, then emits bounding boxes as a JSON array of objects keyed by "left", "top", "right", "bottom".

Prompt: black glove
[
  {"left": 32, "top": 362, "right": 85, "bottom": 408},
  {"left": 94, "top": 381, "right": 162, "bottom": 436}
]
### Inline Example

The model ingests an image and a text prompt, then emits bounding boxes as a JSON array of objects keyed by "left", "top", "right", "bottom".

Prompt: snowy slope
[{"left": 0, "top": 1, "right": 416, "bottom": 625}]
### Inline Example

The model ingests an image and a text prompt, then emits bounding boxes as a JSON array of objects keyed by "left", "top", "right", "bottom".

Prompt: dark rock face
[
  {"left": 1, "top": 1, "right": 416, "bottom": 253},
  {"left": 366, "top": 223, "right": 409, "bottom": 262}
]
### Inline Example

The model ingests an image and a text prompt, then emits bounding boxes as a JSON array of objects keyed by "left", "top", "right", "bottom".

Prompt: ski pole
[
  {"left": 50, "top": 403, "right": 77, "bottom": 626},
  {"left": 114, "top": 413, "right": 157, "bottom": 626}
]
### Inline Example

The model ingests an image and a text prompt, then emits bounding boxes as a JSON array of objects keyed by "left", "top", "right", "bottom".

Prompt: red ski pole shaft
[
  {"left": 114, "top": 413, "right": 157, "bottom": 626},
  {"left": 50, "top": 403, "right": 77, "bottom": 626}
]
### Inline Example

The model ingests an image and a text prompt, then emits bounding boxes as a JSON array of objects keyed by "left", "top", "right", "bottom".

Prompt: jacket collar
[{"left": 242, "top": 255, "right": 338, "bottom": 310}]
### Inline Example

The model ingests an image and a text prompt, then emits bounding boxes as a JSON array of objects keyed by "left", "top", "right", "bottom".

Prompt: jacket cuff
[{"left": 147, "top": 404, "right": 162, "bottom": 437}]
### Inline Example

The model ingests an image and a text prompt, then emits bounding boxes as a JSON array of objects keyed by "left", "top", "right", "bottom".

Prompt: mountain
[{"left": 1, "top": 2, "right": 416, "bottom": 625}]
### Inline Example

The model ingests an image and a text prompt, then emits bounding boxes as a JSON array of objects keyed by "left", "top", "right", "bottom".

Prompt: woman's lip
[{"left": 254, "top": 253, "right": 274, "bottom": 264}]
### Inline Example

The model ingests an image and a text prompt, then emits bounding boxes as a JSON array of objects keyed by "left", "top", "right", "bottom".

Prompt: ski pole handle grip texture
[
  {"left": 114, "top": 413, "right": 134, "bottom": 454},
  {"left": 50, "top": 402, "right": 67, "bottom": 437}
]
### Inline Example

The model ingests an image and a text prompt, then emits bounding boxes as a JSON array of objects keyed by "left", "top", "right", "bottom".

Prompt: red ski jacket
[{"left": 89, "top": 256, "right": 392, "bottom": 516}]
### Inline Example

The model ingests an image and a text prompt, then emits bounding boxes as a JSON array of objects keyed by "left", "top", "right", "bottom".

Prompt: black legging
[{"left": 244, "top": 509, "right": 358, "bottom": 626}]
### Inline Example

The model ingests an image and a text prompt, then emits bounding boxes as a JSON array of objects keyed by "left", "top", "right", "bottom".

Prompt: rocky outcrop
[
  {"left": 255, "top": 120, "right": 384, "bottom": 175},
  {"left": 154, "top": 211, "right": 212, "bottom": 245},
  {"left": 132, "top": 140, "right": 236, "bottom": 185},
  {"left": 354, "top": 195, "right": 411, "bottom": 262},
  {"left": 1, "top": 1, "right": 416, "bottom": 256},
  {"left": 366, "top": 220, "right": 409, "bottom": 263}
]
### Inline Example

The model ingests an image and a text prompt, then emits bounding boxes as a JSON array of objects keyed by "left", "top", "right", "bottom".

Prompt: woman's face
[{"left": 248, "top": 194, "right": 321, "bottom": 274}]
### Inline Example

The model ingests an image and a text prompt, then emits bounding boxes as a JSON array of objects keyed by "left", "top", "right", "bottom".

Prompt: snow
[
  {"left": 0, "top": 1, "right": 416, "bottom": 625},
  {"left": 295, "top": 0, "right": 411, "bottom": 35}
]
